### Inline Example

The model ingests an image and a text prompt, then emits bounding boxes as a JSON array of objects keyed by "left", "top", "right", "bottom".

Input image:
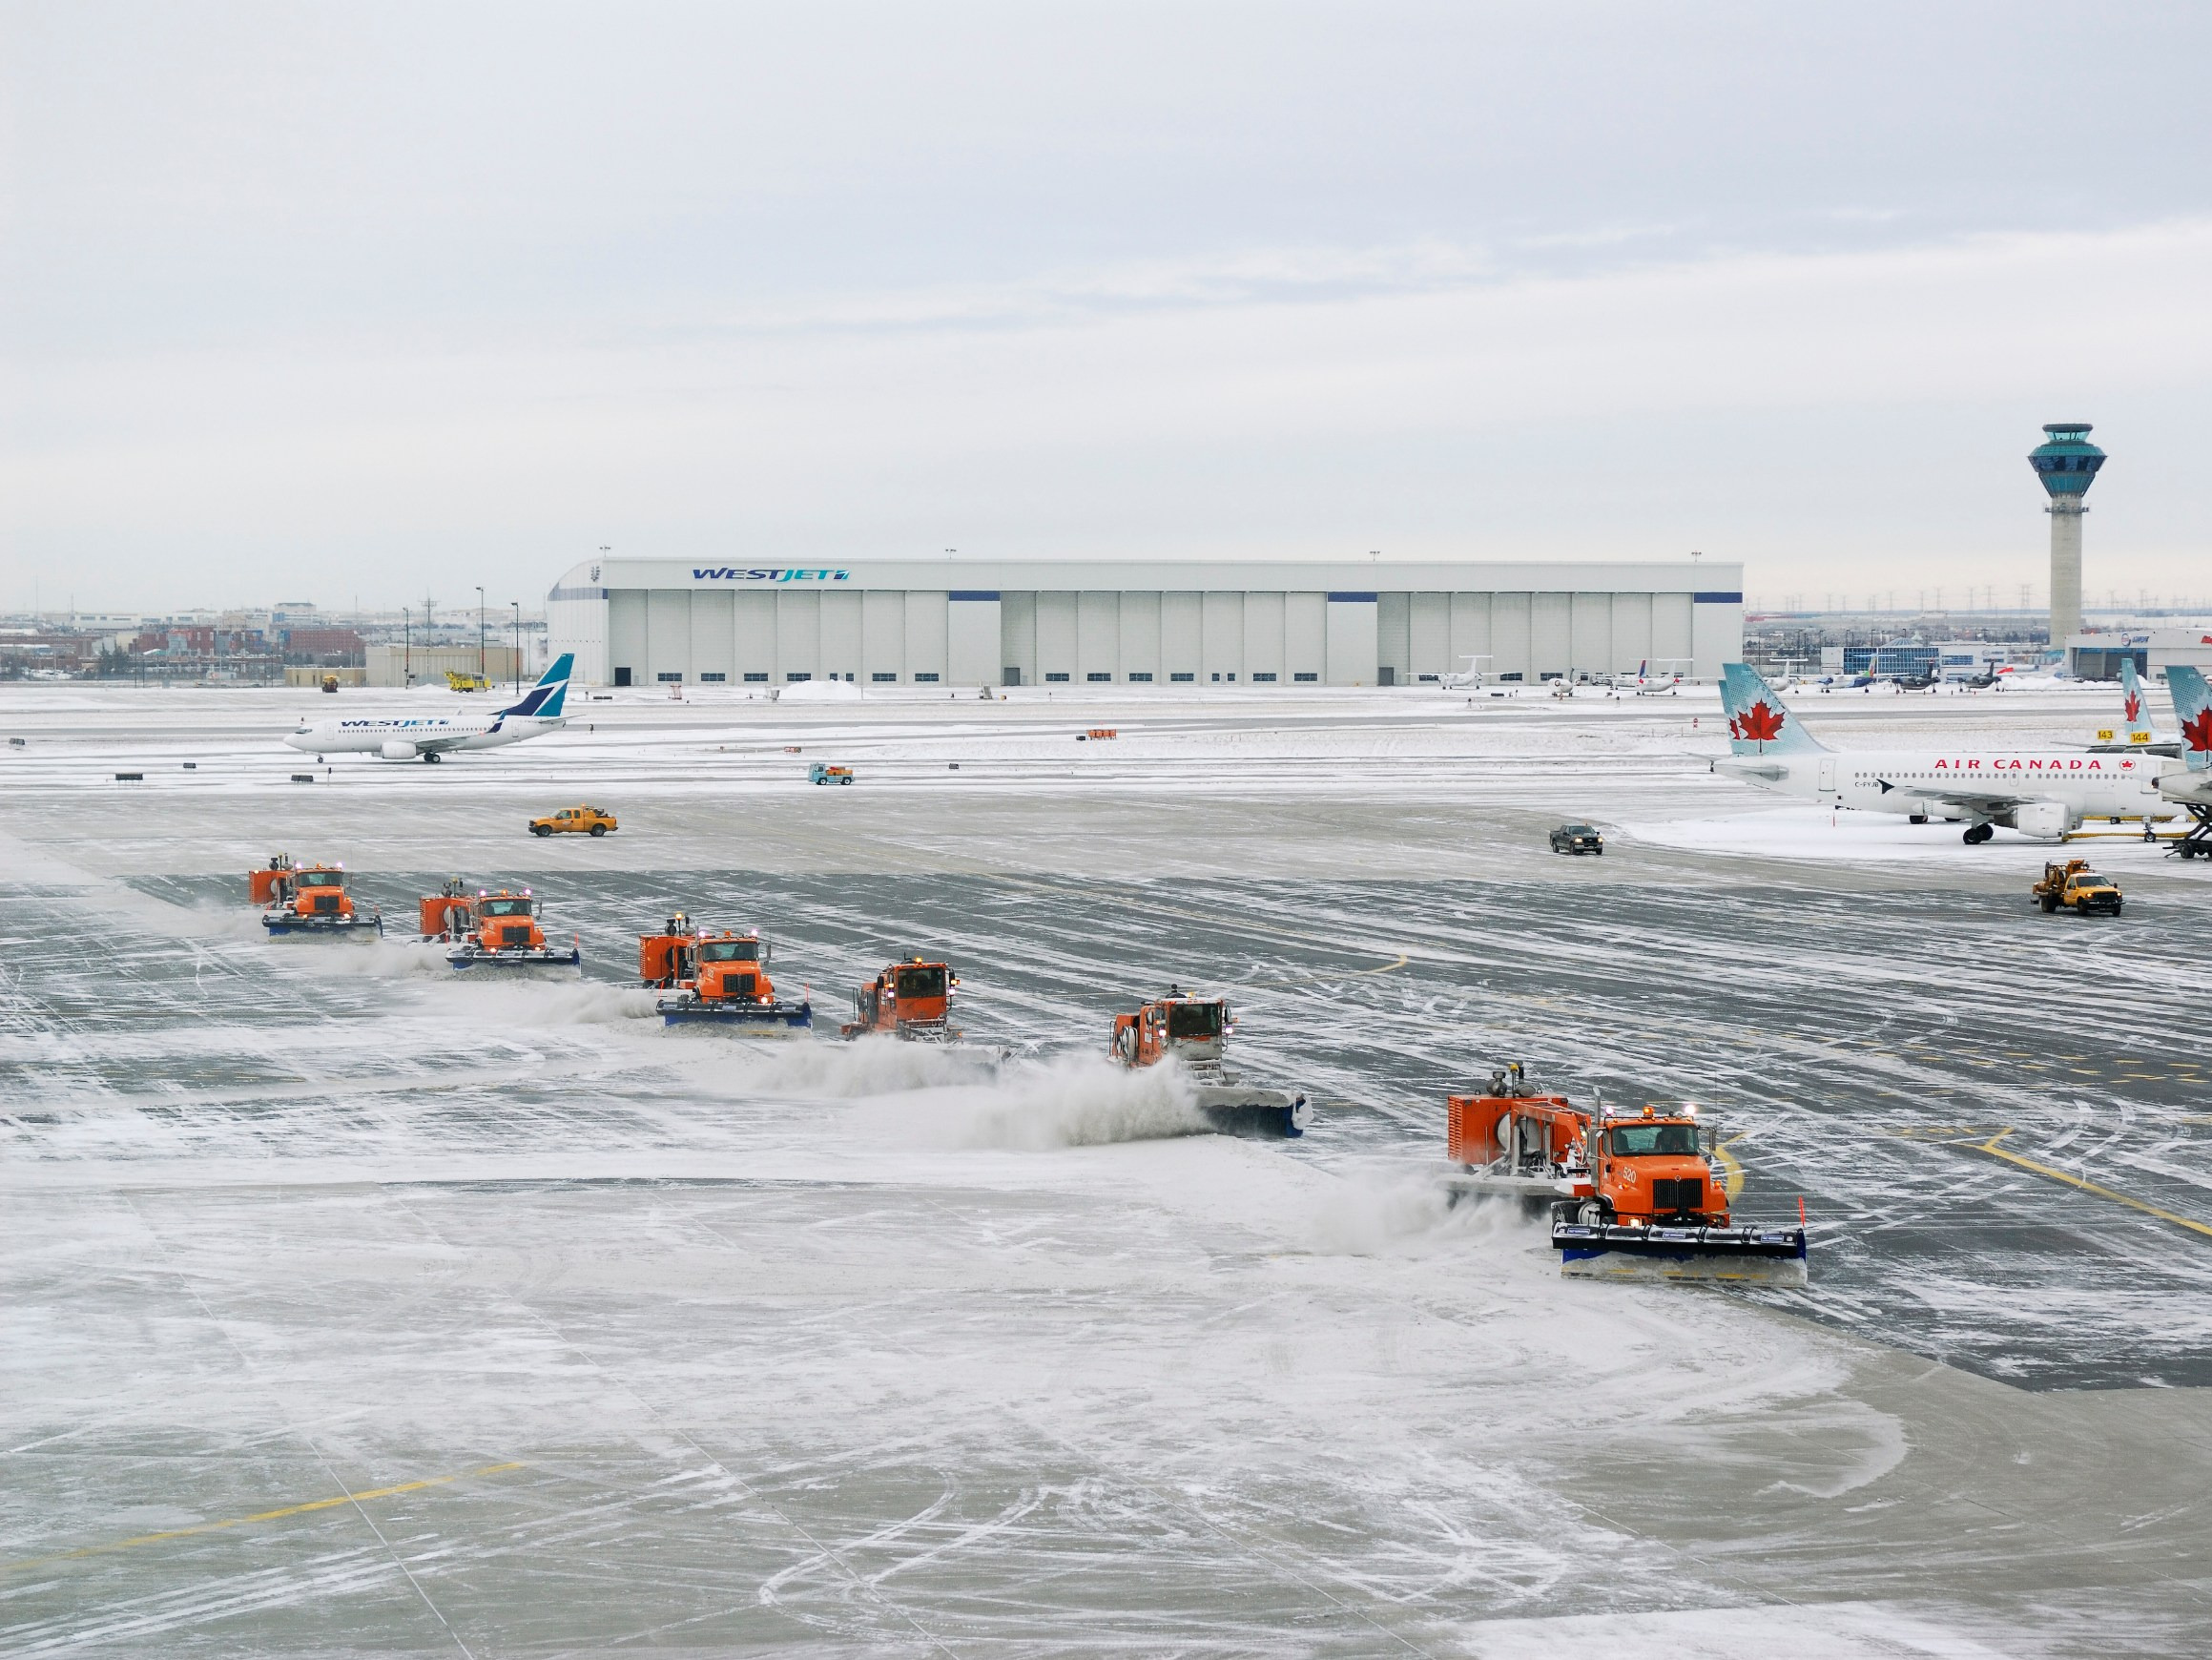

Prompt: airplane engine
[
  {"left": 381, "top": 739, "right": 420, "bottom": 761},
  {"left": 2012, "top": 799, "right": 2074, "bottom": 840}
]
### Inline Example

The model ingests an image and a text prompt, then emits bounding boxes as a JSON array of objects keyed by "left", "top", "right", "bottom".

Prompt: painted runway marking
[
  {"left": 1968, "top": 1131, "right": 2212, "bottom": 1242},
  {"left": 4, "top": 1462, "right": 526, "bottom": 1571}
]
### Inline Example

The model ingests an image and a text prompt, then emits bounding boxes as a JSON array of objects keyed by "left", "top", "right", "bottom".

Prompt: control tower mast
[{"left": 2027, "top": 422, "right": 2106, "bottom": 653}]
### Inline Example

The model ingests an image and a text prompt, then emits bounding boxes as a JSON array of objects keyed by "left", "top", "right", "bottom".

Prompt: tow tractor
[
  {"left": 1109, "top": 986, "right": 1309, "bottom": 1138},
  {"left": 420, "top": 878, "right": 582, "bottom": 970},
  {"left": 639, "top": 913, "right": 813, "bottom": 1031},
  {"left": 1444, "top": 1065, "right": 1806, "bottom": 1283},
  {"left": 259, "top": 861, "right": 381, "bottom": 937}
]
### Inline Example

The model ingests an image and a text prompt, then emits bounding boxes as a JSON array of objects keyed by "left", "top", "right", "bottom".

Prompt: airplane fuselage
[
  {"left": 285, "top": 713, "right": 565, "bottom": 757},
  {"left": 1718, "top": 745, "right": 2175, "bottom": 830}
]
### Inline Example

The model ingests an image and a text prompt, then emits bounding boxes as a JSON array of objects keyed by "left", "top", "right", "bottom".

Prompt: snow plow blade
[
  {"left": 262, "top": 914, "right": 382, "bottom": 938},
  {"left": 658, "top": 997, "right": 814, "bottom": 1032},
  {"left": 1553, "top": 1220, "right": 1808, "bottom": 1286},
  {"left": 1193, "top": 1086, "right": 1310, "bottom": 1140},
  {"left": 448, "top": 944, "right": 583, "bottom": 971}
]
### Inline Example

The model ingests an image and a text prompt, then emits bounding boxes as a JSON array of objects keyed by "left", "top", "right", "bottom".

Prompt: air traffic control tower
[{"left": 2028, "top": 422, "right": 2105, "bottom": 647}]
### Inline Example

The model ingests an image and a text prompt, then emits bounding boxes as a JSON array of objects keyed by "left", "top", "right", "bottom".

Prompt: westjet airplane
[
  {"left": 286, "top": 654, "right": 573, "bottom": 762},
  {"left": 1716, "top": 662, "right": 2178, "bottom": 843}
]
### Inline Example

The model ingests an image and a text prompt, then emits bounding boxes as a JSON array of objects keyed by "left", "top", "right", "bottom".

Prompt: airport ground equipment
[
  {"left": 529, "top": 804, "right": 616, "bottom": 837},
  {"left": 320, "top": 674, "right": 340, "bottom": 694},
  {"left": 260, "top": 861, "right": 382, "bottom": 937},
  {"left": 249, "top": 853, "right": 297, "bottom": 906},
  {"left": 422, "top": 878, "right": 582, "bottom": 970},
  {"left": 808, "top": 764, "right": 855, "bottom": 785},
  {"left": 1549, "top": 822, "right": 1603, "bottom": 856},
  {"left": 445, "top": 671, "right": 490, "bottom": 693},
  {"left": 1108, "top": 986, "right": 1309, "bottom": 1139},
  {"left": 2034, "top": 859, "right": 2123, "bottom": 916},
  {"left": 842, "top": 957, "right": 957, "bottom": 1042},
  {"left": 1441, "top": 1064, "right": 1804, "bottom": 1282},
  {"left": 640, "top": 913, "right": 812, "bottom": 1031}
]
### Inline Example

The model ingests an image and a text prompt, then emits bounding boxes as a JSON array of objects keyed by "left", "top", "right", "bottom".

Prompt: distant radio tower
[{"left": 2028, "top": 423, "right": 2105, "bottom": 648}]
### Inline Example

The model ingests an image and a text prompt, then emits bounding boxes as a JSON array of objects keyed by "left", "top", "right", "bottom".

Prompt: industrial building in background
[
  {"left": 2029, "top": 422, "right": 2106, "bottom": 649},
  {"left": 547, "top": 557, "right": 1744, "bottom": 689}
]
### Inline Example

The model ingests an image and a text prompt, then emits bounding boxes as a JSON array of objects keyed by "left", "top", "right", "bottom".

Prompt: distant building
[
  {"left": 365, "top": 644, "right": 523, "bottom": 688},
  {"left": 2066, "top": 628, "right": 2212, "bottom": 681},
  {"left": 548, "top": 556, "right": 1746, "bottom": 689}
]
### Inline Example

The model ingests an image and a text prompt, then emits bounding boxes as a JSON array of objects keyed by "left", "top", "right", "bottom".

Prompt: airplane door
[{"left": 1818, "top": 757, "right": 1837, "bottom": 796}]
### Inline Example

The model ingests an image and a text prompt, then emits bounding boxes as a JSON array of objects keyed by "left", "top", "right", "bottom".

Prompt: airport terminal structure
[{"left": 547, "top": 556, "right": 1746, "bottom": 688}]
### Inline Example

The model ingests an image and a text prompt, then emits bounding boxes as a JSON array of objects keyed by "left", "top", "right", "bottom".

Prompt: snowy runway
[{"left": 4, "top": 684, "right": 2209, "bottom": 1654}]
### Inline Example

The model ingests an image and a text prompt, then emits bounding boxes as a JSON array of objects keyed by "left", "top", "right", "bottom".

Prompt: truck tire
[
  {"left": 532, "top": 824, "right": 551, "bottom": 837},
  {"left": 840, "top": 776, "right": 852, "bottom": 785},
  {"left": 589, "top": 824, "right": 607, "bottom": 837}
]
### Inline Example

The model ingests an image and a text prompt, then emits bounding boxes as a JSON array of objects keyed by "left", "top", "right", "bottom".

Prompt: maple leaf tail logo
[
  {"left": 2183, "top": 708, "right": 2212, "bottom": 756},
  {"left": 1730, "top": 699, "right": 1787, "bottom": 745},
  {"left": 2124, "top": 694, "right": 2141, "bottom": 722}
]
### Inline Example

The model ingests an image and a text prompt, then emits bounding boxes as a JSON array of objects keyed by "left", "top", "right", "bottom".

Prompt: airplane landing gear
[
  {"left": 423, "top": 753, "right": 443, "bottom": 763},
  {"left": 1963, "top": 822, "right": 1995, "bottom": 845},
  {"left": 1909, "top": 814, "right": 1929, "bottom": 824}
]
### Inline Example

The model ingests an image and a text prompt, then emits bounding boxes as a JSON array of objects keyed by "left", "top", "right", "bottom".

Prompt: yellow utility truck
[{"left": 2034, "top": 859, "right": 2122, "bottom": 917}]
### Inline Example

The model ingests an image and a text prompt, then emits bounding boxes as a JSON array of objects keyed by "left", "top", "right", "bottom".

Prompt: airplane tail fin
[
  {"left": 500, "top": 653, "right": 573, "bottom": 720},
  {"left": 2168, "top": 666, "right": 2212, "bottom": 771},
  {"left": 2119, "top": 657, "right": 2160, "bottom": 740},
  {"left": 1720, "top": 663, "right": 1829, "bottom": 756}
]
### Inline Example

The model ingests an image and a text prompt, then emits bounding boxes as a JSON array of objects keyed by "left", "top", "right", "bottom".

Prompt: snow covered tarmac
[{"left": 4, "top": 683, "right": 2210, "bottom": 1654}]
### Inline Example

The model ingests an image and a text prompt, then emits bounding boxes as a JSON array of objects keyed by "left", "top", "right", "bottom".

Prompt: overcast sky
[{"left": 4, "top": 1, "right": 2209, "bottom": 613}]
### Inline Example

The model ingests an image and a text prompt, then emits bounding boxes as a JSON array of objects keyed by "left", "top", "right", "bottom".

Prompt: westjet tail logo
[{"left": 692, "top": 568, "right": 850, "bottom": 583}]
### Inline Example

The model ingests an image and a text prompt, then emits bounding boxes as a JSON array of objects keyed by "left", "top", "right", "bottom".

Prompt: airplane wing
[
  {"left": 414, "top": 732, "right": 481, "bottom": 755},
  {"left": 1876, "top": 778, "right": 2047, "bottom": 815}
]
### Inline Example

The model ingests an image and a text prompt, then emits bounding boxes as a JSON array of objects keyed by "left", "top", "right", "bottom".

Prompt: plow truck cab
[
  {"left": 640, "top": 917, "right": 813, "bottom": 1032},
  {"left": 1550, "top": 1103, "right": 1806, "bottom": 1284},
  {"left": 260, "top": 862, "right": 381, "bottom": 937},
  {"left": 2035, "top": 859, "right": 2122, "bottom": 916},
  {"left": 424, "top": 881, "right": 581, "bottom": 970},
  {"left": 1109, "top": 986, "right": 1309, "bottom": 1139},
  {"left": 842, "top": 957, "right": 959, "bottom": 1043}
]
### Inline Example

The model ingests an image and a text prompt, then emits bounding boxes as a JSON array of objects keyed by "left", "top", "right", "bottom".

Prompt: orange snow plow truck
[
  {"left": 1109, "top": 985, "right": 1309, "bottom": 1139},
  {"left": 842, "top": 957, "right": 958, "bottom": 1042},
  {"left": 639, "top": 912, "right": 812, "bottom": 1031},
  {"left": 254, "top": 856, "right": 381, "bottom": 937},
  {"left": 419, "top": 877, "right": 581, "bottom": 970},
  {"left": 1444, "top": 1063, "right": 1806, "bottom": 1284}
]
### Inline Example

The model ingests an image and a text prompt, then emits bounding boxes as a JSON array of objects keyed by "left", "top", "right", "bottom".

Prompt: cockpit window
[
  {"left": 480, "top": 897, "right": 532, "bottom": 917},
  {"left": 698, "top": 940, "right": 761, "bottom": 964},
  {"left": 894, "top": 966, "right": 945, "bottom": 998}
]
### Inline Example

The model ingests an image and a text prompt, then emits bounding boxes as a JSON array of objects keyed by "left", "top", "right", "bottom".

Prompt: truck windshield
[
  {"left": 2073, "top": 872, "right": 2109, "bottom": 886},
  {"left": 299, "top": 871, "right": 345, "bottom": 889},
  {"left": 1609, "top": 1124, "right": 1700, "bottom": 1156},
  {"left": 480, "top": 898, "right": 532, "bottom": 917},
  {"left": 894, "top": 965, "right": 946, "bottom": 998},
  {"left": 698, "top": 940, "right": 761, "bottom": 963},
  {"left": 1167, "top": 1003, "right": 1224, "bottom": 1039}
]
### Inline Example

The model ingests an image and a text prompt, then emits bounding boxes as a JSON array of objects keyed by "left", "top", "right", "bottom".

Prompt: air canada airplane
[
  {"left": 286, "top": 654, "right": 573, "bottom": 762},
  {"left": 1716, "top": 662, "right": 2177, "bottom": 843}
]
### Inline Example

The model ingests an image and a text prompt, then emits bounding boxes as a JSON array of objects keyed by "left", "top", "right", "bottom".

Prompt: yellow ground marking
[
  {"left": 1713, "top": 1134, "right": 1747, "bottom": 1202},
  {"left": 5, "top": 1462, "right": 524, "bottom": 1572},
  {"left": 1971, "top": 1131, "right": 2212, "bottom": 1242}
]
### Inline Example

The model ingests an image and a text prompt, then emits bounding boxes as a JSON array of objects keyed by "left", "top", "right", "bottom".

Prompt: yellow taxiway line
[
  {"left": 1972, "top": 1131, "right": 2212, "bottom": 1241},
  {"left": 5, "top": 1461, "right": 525, "bottom": 1572}
]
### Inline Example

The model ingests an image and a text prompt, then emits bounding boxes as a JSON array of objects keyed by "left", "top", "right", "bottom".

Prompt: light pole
[
  {"left": 403, "top": 607, "right": 412, "bottom": 686},
  {"left": 476, "top": 586, "right": 486, "bottom": 682},
  {"left": 510, "top": 602, "right": 521, "bottom": 694}
]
